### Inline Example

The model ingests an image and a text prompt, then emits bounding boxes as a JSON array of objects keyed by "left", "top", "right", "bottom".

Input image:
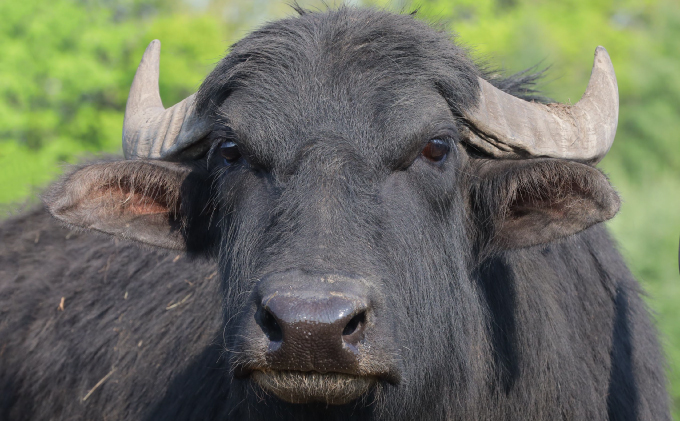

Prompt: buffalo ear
[
  {"left": 468, "top": 159, "right": 620, "bottom": 250},
  {"left": 44, "top": 159, "right": 216, "bottom": 251}
]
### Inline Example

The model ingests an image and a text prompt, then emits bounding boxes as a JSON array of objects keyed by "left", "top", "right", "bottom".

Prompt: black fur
[{"left": 0, "top": 7, "right": 669, "bottom": 420}]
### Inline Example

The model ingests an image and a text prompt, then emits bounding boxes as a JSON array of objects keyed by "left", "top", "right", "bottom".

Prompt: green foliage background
[{"left": 1, "top": 0, "right": 678, "bottom": 415}]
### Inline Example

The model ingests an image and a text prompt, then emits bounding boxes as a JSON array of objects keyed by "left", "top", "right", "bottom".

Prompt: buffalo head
[{"left": 44, "top": 8, "right": 620, "bottom": 413}]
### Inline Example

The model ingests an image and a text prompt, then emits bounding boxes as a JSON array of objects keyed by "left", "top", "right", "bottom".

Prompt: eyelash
[{"left": 207, "top": 126, "right": 240, "bottom": 168}]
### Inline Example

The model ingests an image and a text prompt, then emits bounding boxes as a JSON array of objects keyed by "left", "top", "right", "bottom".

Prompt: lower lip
[{"left": 251, "top": 370, "right": 377, "bottom": 405}]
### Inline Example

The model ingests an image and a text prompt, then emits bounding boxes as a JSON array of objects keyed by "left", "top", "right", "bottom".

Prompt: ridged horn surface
[
  {"left": 462, "top": 46, "right": 618, "bottom": 163},
  {"left": 123, "top": 40, "right": 211, "bottom": 160}
]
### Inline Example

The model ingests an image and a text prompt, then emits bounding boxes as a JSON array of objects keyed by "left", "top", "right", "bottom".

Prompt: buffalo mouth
[{"left": 251, "top": 370, "right": 377, "bottom": 405}]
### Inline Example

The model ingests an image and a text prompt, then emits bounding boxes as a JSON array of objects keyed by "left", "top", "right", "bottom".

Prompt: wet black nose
[
  {"left": 254, "top": 275, "right": 371, "bottom": 373},
  {"left": 258, "top": 293, "right": 368, "bottom": 350}
]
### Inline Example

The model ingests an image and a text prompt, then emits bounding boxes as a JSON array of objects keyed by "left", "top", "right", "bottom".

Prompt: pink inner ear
[
  {"left": 121, "top": 191, "right": 170, "bottom": 215},
  {"left": 94, "top": 180, "right": 173, "bottom": 216}
]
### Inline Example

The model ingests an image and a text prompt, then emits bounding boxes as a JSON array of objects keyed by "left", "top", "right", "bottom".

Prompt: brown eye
[
  {"left": 220, "top": 141, "right": 242, "bottom": 165},
  {"left": 421, "top": 139, "right": 450, "bottom": 163}
]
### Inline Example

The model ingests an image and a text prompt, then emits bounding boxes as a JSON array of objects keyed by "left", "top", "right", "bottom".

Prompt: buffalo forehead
[
  {"left": 220, "top": 80, "right": 455, "bottom": 172},
  {"left": 200, "top": 8, "right": 476, "bottom": 172}
]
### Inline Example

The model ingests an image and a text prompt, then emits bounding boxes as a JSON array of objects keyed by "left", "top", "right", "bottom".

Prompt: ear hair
[
  {"left": 44, "top": 159, "right": 204, "bottom": 250},
  {"left": 467, "top": 158, "right": 620, "bottom": 252}
]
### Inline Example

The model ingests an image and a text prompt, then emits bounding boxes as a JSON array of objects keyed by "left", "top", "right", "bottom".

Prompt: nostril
[
  {"left": 258, "top": 308, "right": 283, "bottom": 343},
  {"left": 342, "top": 311, "right": 366, "bottom": 337}
]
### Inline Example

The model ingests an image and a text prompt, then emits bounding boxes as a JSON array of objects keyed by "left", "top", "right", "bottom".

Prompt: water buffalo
[{"left": 0, "top": 6, "right": 670, "bottom": 420}]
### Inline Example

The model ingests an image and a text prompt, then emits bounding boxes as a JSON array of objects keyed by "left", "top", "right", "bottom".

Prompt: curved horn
[
  {"left": 462, "top": 46, "right": 618, "bottom": 163},
  {"left": 123, "top": 40, "right": 211, "bottom": 160}
]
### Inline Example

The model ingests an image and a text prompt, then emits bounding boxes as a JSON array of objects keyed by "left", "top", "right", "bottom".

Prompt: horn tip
[
  {"left": 137, "top": 39, "right": 162, "bottom": 77},
  {"left": 144, "top": 39, "right": 161, "bottom": 57},
  {"left": 592, "top": 45, "right": 616, "bottom": 77},
  {"left": 595, "top": 45, "right": 608, "bottom": 55},
  {"left": 594, "top": 46, "right": 612, "bottom": 64}
]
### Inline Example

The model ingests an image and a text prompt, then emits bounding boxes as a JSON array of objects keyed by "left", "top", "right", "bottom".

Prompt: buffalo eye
[
  {"left": 220, "top": 141, "right": 242, "bottom": 165},
  {"left": 421, "top": 139, "right": 450, "bottom": 163}
]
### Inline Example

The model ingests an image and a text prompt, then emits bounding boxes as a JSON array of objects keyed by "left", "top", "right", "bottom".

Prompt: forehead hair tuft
[{"left": 196, "top": 7, "right": 481, "bottom": 119}]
